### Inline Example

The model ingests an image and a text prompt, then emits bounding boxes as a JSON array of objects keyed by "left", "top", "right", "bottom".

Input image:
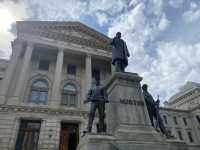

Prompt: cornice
[
  {"left": 0, "top": 105, "right": 88, "bottom": 117},
  {"left": 160, "top": 106, "right": 189, "bottom": 113},
  {"left": 17, "top": 21, "right": 111, "bottom": 41},
  {"left": 16, "top": 21, "right": 112, "bottom": 51},
  {"left": 168, "top": 89, "right": 200, "bottom": 105},
  {"left": 24, "top": 29, "right": 111, "bottom": 51}
]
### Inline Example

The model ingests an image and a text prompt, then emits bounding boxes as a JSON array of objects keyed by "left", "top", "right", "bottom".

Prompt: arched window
[
  {"left": 62, "top": 83, "right": 78, "bottom": 106},
  {"left": 29, "top": 79, "right": 49, "bottom": 104}
]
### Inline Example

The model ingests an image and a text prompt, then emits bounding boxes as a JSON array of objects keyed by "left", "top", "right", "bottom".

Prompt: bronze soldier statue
[
  {"left": 142, "top": 84, "right": 172, "bottom": 137},
  {"left": 84, "top": 79, "right": 108, "bottom": 133},
  {"left": 110, "top": 32, "right": 130, "bottom": 72}
]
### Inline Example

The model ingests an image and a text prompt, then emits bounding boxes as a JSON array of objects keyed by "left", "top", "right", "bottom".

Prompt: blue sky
[{"left": 0, "top": 0, "right": 200, "bottom": 102}]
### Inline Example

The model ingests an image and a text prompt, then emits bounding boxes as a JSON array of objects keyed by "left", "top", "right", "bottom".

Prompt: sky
[{"left": 0, "top": 0, "right": 200, "bottom": 103}]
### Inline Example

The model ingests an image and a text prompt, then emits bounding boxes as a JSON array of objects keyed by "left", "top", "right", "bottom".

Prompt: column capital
[{"left": 86, "top": 53, "right": 92, "bottom": 57}]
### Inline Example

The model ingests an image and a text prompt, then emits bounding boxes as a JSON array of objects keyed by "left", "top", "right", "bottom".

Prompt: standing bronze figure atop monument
[{"left": 110, "top": 32, "right": 130, "bottom": 72}]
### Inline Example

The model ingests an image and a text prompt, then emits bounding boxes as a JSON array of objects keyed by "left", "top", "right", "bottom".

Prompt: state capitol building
[{"left": 0, "top": 21, "right": 199, "bottom": 150}]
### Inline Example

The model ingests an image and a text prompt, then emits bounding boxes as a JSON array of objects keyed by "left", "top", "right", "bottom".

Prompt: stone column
[
  {"left": 85, "top": 54, "right": 92, "bottom": 94},
  {"left": 51, "top": 48, "right": 64, "bottom": 107},
  {"left": 0, "top": 39, "right": 23, "bottom": 104},
  {"left": 8, "top": 42, "right": 34, "bottom": 105}
]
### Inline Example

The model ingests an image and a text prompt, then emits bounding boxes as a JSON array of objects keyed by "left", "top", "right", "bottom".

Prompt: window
[
  {"left": 183, "top": 117, "right": 187, "bottom": 126},
  {"left": 173, "top": 116, "right": 178, "bottom": 125},
  {"left": 62, "top": 84, "right": 78, "bottom": 106},
  {"left": 92, "top": 68, "right": 100, "bottom": 81},
  {"left": 67, "top": 64, "right": 76, "bottom": 75},
  {"left": 30, "top": 79, "right": 48, "bottom": 104},
  {"left": 187, "top": 131, "right": 194, "bottom": 143},
  {"left": 39, "top": 60, "right": 49, "bottom": 71},
  {"left": 196, "top": 115, "right": 200, "bottom": 124},
  {"left": 177, "top": 130, "right": 183, "bottom": 140},
  {"left": 163, "top": 115, "right": 168, "bottom": 124},
  {"left": 15, "top": 120, "right": 41, "bottom": 150}
]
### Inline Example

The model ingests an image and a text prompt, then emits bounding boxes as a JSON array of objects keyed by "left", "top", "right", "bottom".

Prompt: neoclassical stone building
[
  {"left": 161, "top": 82, "right": 200, "bottom": 148},
  {"left": 0, "top": 21, "right": 112, "bottom": 150},
  {"left": 0, "top": 21, "right": 199, "bottom": 150}
]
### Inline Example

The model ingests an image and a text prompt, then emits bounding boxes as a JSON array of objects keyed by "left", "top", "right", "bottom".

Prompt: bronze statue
[
  {"left": 142, "top": 84, "right": 172, "bottom": 137},
  {"left": 84, "top": 80, "right": 108, "bottom": 133},
  {"left": 110, "top": 32, "right": 130, "bottom": 72}
]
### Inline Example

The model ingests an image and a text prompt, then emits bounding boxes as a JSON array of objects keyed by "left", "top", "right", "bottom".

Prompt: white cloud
[
  {"left": 0, "top": 0, "right": 27, "bottom": 59},
  {"left": 108, "top": 2, "right": 148, "bottom": 69},
  {"left": 168, "top": 0, "right": 185, "bottom": 8},
  {"left": 158, "top": 14, "right": 170, "bottom": 31},
  {"left": 107, "top": 0, "right": 200, "bottom": 102},
  {"left": 88, "top": 0, "right": 128, "bottom": 16},
  {"left": 108, "top": 1, "right": 168, "bottom": 68},
  {"left": 150, "top": 42, "right": 200, "bottom": 97},
  {"left": 129, "top": 0, "right": 140, "bottom": 7},
  {"left": 183, "top": 1, "right": 200, "bottom": 23},
  {"left": 25, "top": 0, "right": 88, "bottom": 20},
  {"left": 143, "top": 42, "right": 200, "bottom": 100},
  {"left": 95, "top": 12, "right": 109, "bottom": 26}
]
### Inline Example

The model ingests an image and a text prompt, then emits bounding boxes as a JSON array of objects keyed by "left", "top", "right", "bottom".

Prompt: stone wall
[{"left": 0, "top": 105, "right": 88, "bottom": 150}]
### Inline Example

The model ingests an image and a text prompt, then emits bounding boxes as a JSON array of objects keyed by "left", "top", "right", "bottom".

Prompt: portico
[{"left": 3, "top": 39, "right": 111, "bottom": 106}]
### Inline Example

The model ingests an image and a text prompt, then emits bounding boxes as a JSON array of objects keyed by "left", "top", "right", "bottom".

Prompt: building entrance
[
  {"left": 15, "top": 120, "right": 41, "bottom": 150},
  {"left": 59, "top": 123, "right": 79, "bottom": 150}
]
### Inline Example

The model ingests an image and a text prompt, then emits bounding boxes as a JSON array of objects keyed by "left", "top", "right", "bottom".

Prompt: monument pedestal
[
  {"left": 77, "top": 134, "right": 116, "bottom": 150},
  {"left": 78, "top": 72, "right": 189, "bottom": 150},
  {"left": 106, "top": 72, "right": 162, "bottom": 142}
]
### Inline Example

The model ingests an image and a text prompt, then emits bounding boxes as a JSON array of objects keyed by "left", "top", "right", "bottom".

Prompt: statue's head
[
  {"left": 116, "top": 32, "right": 121, "bottom": 39},
  {"left": 142, "top": 84, "right": 148, "bottom": 91}
]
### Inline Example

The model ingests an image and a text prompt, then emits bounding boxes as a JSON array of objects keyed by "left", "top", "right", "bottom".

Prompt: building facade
[
  {"left": 160, "top": 82, "right": 200, "bottom": 148},
  {"left": 0, "top": 21, "right": 199, "bottom": 150},
  {"left": 0, "top": 21, "right": 112, "bottom": 150}
]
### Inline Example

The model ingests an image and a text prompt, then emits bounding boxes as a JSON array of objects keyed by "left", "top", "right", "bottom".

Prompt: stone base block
[
  {"left": 77, "top": 134, "right": 116, "bottom": 150},
  {"left": 78, "top": 133, "right": 189, "bottom": 150},
  {"left": 115, "top": 124, "right": 163, "bottom": 142},
  {"left": 115, "top": 140, "right": 188, "bottom": 150}
]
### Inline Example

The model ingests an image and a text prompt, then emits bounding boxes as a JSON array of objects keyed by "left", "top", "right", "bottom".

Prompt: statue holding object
[
  {"left": 142, "top": 84, "right": 173, "bottom": 138},
  {"left": 84, "top": 79, "right": 108, "bottom": 133}
]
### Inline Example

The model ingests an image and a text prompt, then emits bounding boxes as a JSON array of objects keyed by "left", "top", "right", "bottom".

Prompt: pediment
[{"left": 16, "top": 21, "right": 111, "bottom": 51}]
